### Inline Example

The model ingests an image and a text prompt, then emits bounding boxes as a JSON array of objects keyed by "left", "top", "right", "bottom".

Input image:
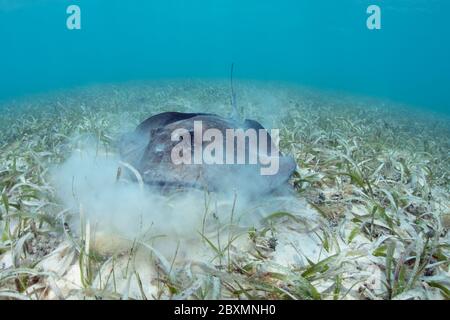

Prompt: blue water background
[{"left": 0, "top": 0, "right": 449, "bottom": 113}]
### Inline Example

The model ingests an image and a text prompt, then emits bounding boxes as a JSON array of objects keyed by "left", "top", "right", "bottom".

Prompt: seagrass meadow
[{"left": 0, "top": 80, "right": 449, "bottom": 300}]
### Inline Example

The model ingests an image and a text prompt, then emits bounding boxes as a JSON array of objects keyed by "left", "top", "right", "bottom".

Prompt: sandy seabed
[{"left": 0, "top": 80, "right": 449, "bottom": 300}]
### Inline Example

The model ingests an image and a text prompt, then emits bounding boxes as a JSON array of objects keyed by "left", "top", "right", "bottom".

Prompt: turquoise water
[{"left": 0, "top": 0, "right": 449, "bottom": 113}]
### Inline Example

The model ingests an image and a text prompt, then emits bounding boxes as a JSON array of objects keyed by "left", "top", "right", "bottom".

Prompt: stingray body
[{"left": 119, "top": 112, "right": 296, "bottom": 195}]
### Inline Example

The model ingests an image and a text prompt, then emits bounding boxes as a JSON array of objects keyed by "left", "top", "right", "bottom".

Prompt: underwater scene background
[
  {"left": 0, "top": 1, "right": 449, "bottom": 300},
  {"left": 1, "top": 0, "right": 450, "bottom": 113}
]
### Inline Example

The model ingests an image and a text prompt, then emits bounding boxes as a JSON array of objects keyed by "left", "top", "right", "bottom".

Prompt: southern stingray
[{"left": 119, "top": 70, "right": 296, "bottom": 196}]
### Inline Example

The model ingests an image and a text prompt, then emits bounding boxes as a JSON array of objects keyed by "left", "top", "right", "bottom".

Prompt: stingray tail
[{"left": 230, "top": 63, "right": 241, "bottom": 122}]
